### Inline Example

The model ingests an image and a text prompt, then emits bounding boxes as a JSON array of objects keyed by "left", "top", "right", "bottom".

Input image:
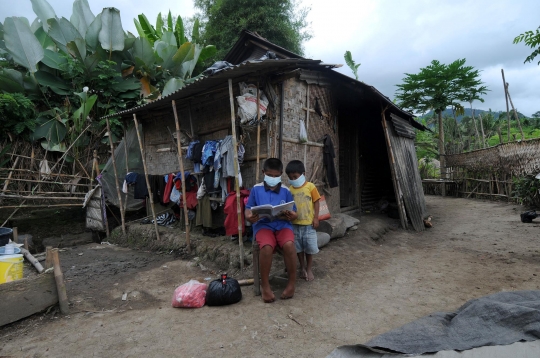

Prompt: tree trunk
[
  {"left": 438, "top": 111, "right": 446, "bottom": 196},
  {"left": 505, "top": 83, "right": 525, "bottom": 140},
  {"left": 501, "top": 69, "right": 512, "bottom": 142},
  {"left": 470, "top": 103, "right": 480, "bottom": 149},
  {"left": 478, "top": 113, "right": 486, "bottom": 148}
]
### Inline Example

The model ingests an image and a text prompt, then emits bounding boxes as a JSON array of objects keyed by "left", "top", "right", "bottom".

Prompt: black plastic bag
[
  {"left": 205, "top": 274, "right": 242, "bottom": 306},
  {"left": 521, "top": 210, "right": 538, "bottom": 223}
]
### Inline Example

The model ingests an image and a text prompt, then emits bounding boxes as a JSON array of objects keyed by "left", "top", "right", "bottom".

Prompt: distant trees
[
  {"left": 395, "top": 59, "right": 486, "bottom": 194},
  {"left": 193, "top": 0, "right": 312, "bottom": 60},
  {"left": 513, "top": 26, "right": 540, "bottom": 65}
]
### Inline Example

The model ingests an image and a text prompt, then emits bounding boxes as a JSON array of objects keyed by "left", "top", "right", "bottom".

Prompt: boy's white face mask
[
  {"left": 289, "top": 174, "right": 305, "bottom": 187},
  {"left": 264, "top": 175, "right": 281, "bottom": 187}
]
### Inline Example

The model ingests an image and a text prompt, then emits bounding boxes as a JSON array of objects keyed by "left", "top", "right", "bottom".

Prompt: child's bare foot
[
  {"left": 306, "top": 269, "right": 314, "bottom": 281},
  {"left": 299, "top": 268, "right": 307, "bottom": 280},
  {"left": 280, "top": 284, "right": 295, "bottom": 299},
  {"left": 261, "top": 286, "right": 275, "bottom": 303}
]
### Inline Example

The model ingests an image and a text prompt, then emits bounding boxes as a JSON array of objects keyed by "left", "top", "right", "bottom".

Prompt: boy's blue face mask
[
  {"left": 264, "top": 175, "right": 281, "bottom": 187},
  {"left": 289, "top": 174, "right": 305, "bottom": 187}
]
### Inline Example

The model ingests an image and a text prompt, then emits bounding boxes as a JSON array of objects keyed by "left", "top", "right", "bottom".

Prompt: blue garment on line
[
  {"left": 201, "top": 140, "right": 218, "bottom": 167},
  {"left": 186, "top": 141, "right": 199, "bottom": 160}
]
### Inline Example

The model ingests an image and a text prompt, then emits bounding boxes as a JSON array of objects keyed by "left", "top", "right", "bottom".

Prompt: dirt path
[{"left": 2, "top": 196, "right": 539, "bottom": 357}]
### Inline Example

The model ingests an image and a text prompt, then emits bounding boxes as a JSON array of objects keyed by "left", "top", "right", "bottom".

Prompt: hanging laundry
[
  {"left": 223, "top": 189, "right": 250, "bottom": 236},
  {"left": 201, "top": 140, "right": 219, "bottom": 168},
  {"left": 186, "top": 141, "right": 200, "bottom": 160},
  {"left": 322, "top": 134, "right": 339, "bottom": 188}
]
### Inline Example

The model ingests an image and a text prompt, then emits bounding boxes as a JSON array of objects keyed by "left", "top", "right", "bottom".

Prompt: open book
[{"left": 250, "top": 201, "right": 295, "bottom": 221}]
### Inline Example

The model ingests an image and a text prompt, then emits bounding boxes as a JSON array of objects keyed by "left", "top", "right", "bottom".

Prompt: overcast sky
[{"left": 2, "top": 0, "right": 539, "bottom": 116}]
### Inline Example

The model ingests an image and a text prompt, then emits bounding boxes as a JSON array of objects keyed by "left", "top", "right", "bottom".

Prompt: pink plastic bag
[{"left": 171, "top": 280, "right": 207, "bottom": 308}]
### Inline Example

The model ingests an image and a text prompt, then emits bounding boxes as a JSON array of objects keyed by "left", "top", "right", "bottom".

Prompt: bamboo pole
[
  {"left": 1, "top": 200, "right": 25, "bottom": 227},
  {"left": 105, "top": 117, "right": 126, "bottom": 236},
  {"left": 501, "top": 69, "right": 511, "bottom": 142},
  {"left": 304, "top": 84, "right": 310, "bottom": 164},
  {"left": 0, "top": 204, "right": 82, "bottom": 209},
  {"left": 45, "top": 246, "right": 53, "bottom": 269},
  {"left": 478, "top": 113, "right": 487, "bottom": 148},
  {"left": 21, "top": 248, "right": 44, "bottom": 273},
  {"left": 122, "top": 127, "right": 129, "bottom": 226},
  {"left": 51, "top": 249, "right": 69, "bottom": 314},
  {"left": 505, "top": 83, "right": 525, "bottom": 140},
  {"left": 0, "top": 168, "right": 88, "bottom": 179},
  {"left": 133, "top": 114, "right": 160, "bottom": 241},
  {"left": 188, "top": 102, "right": 195, "bottom": 138},
  {"left": 0, "top": 177, "right": 89, "bottom": 187},
  {"left": 0, "top": 194, "right": 84, "bottom": 200},
  {"left": 172, "top": 100, "right": 191, "bottom": 253},
  {"left": 2, "top": 157, "right": 20, "bottom": 193},
  {"left": 228, "top": 79, "right": 244, "bottom": 269},
  {"left": 256, "top": 82, "right": 261, "bottom": 182}
]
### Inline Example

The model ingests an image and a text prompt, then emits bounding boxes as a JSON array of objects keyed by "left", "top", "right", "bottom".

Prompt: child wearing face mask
[
  {"left": 245, "top": 158, "right": 298, "bottom": 303},
  {"left": 285, "top": 160, "right": 320, "bottom": 282}
]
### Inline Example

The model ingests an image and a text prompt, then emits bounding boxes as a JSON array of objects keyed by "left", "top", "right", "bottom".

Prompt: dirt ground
[{"left": 1, "top": 195, "right": 540, "bottom": 357}]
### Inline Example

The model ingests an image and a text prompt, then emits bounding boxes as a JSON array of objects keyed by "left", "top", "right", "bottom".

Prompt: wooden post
[
  {"left": 188, "top": 102, "right": 195, "bottom": 138},
  {"left": 92, "top": 150, "right": 100, "bottom": 177},
  {"left": 122, "top": 127, "right": 130, "bottom": 224},
  {"left": 45, "top": 246, "right": 53, "bottom": 269},
  {"left": 228, "top": 79, "right": 245, "bottom": 269},
  {"left": 304, "top": 84, "right": 310, "bottom": 165},
  {"left": 21, "top": 248, "right": 44, "bottom": 273},
  {"left": 133, "top": 114, "right": 161, "bottom": 241},
  {"left": 171, "top": 100, "right": 191, "bottom": 253},
  {"left": 1, "top": 200, "right": 25, "bottom": 227},
  {"left": 381, "top": 108, "right": 408, "bottom": 229},
  {"left": 253, "top": 240, "right": 261, "bottom": 296},
  {"left": 51, "top": 249, "right": 69, "bottom": 314},
  {"left": 478, "top": 113, "right": 487, "bottom": 148},
  {"left": 2, "top": 157, "right": 20, "bottom": 193},
  {"left": 505, "top": 83, "right": 525, "bottom": 140},
  {"left": 256, "top": 82, "right": 261, "bottom": 182},
  {"left": 105, "top": 117, "right": 126, "bottom": 235},
  {"left": 501, "top": 69, "right": 511, "bottom": 142}
]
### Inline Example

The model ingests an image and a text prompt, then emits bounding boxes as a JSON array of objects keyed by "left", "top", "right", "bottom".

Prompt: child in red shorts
[{"left": 245, "top": 158, "right": 298, "bottom": 303}]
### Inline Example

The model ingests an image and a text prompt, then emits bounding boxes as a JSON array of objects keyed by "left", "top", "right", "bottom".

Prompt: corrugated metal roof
[{"left": 102, "top": 58, "right": 419, "bottom": 126}]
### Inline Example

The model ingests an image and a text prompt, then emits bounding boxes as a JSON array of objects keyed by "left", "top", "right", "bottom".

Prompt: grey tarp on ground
[{"left": 329, "top": 291, "right": 540, "bottom": 356}]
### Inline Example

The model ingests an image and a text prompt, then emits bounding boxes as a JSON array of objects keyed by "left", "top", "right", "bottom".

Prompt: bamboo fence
[{"left": 422, "top": 137, "right": 540, "bottom": 200}]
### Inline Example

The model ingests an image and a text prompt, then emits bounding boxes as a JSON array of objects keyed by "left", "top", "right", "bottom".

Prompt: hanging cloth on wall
[{"left": 322, "top": 134, "right": 339, "bottom": 188}]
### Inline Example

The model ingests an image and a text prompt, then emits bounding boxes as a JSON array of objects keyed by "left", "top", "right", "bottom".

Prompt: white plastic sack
[
  {"left": 170, "top": 186, "right": 180, "bottom": 203},
  {"left": 237, "top": 82, "right": 269, "bottom": 124},
  {"left": 299, "top": 120, "right": 308, "bottom": 143}
]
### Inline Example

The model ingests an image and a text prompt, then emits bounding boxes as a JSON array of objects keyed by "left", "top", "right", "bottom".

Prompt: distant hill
[{"left": 420, "top": 108, "right": 526, "bottom": 122}]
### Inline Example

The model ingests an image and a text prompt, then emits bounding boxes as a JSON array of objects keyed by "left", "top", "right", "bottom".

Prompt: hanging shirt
[{"left": 245, "top": 182, "right": 296, "bottom": 237}]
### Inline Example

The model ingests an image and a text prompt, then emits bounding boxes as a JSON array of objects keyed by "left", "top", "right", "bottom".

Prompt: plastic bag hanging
[{"left": 299, "top": 119, "right": 308, "bottom": 143}]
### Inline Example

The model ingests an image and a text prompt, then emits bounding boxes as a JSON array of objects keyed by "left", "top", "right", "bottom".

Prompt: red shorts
[{"left": 256, "top": 228, "right": 294, "bottom": 250}]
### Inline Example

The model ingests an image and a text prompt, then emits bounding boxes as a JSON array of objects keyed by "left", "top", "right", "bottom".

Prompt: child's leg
[
  {"left": 259, "top": 245, "right": 275, "bottom": 302},
  {"left": 297, "top": 252, "right": 307, "bottom": 279},
  {"left": 256, "top": 229, "right": 277, "bottom": 303},
  {"left": 305, "top": 225, "right": 319, "bottom": 281},
  {"left": 306, "top": 254, "right": 314, "bottom": 281},
  {"left": 281, "top": 241, "right": 297, "bottom": 299},
  {"left": 276, "top": 229, "right": 296, "bottom": 299}
]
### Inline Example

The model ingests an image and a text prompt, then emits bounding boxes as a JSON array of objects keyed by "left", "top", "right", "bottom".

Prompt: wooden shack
[{"left": 103, "top": 30, "right": 428, "bottom": 231}]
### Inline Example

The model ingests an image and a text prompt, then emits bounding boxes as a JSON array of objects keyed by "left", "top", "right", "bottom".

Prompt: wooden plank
[{"left": 0, "top": 272, "right": 58, "bottom": 327}]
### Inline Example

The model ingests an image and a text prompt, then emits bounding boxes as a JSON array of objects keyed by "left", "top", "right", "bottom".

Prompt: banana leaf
[
  {"left": 137, "top": 14, "right": 157, "bottom": 44},
  {"left": 85, "top": 13, "right": 102, "bottom": 51},
  {"left": 30, "top": 0, "right": 56, "bottom": 32},
  {"left": 34, "top": 26, "right": 55, "bottom": 50},
  {"left": 70, "top": 0, "right": 95, "bottom": 39},
  {"left": 34, "top": 70, "right": 71, "bottom": 95},
  {"left": 48, "top": 17, "right": 82, "bottom": 55},
  {"left": 41, "top": 48, "right": 67, "bottom": 69},
  {"left": 3, "top": 17, "right": 44, "bottom": 73},
  {"left": 174, "top": 15, "right": 185, "bottom": 45},
  {"left": 133, "top": 36, "right": 155, "bottom": 66},
  {"left": 162, "top": 77, "right": 184, "bottom": 97},
  {"left": 99, "top": 8, "right": 124, "bottom": 52},
  {"left": 31, "top": 116, "right": 67, "bottom": 144},
  {"left": 0, "top": 69, "right": 25, "bottom": 93},
  {"left": 155, "top": 12, "right": 163, "bottom": 38}
]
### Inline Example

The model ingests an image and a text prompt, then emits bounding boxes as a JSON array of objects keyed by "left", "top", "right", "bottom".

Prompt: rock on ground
[
  {"left": 317, "top": 216, "right": 347, "bottom": 239},
  {"left": 317, "top": 232, "right": 331, "bottom": 248},
  {"left": 333, "top": 213, "right": 360, "bottom": 229}
]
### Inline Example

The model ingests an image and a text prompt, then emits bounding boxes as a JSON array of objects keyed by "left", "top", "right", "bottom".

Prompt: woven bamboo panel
[{"left": 446, "top": 137, "right": 540, "bottom": 175}]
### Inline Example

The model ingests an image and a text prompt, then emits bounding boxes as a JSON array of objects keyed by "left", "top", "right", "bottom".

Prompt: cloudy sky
[{"left": 2, "top": 0, "right": 539, "bottom": 116}]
